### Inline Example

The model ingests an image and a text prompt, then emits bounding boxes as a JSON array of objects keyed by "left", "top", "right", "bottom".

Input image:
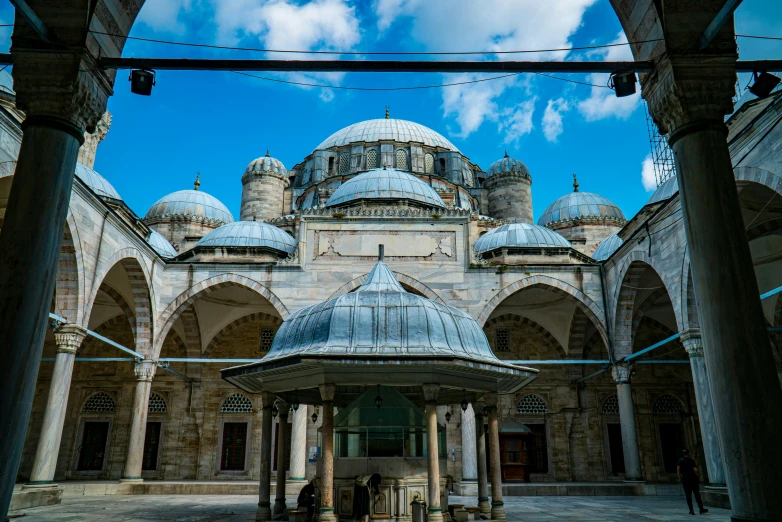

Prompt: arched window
[
  {"left": 517, "top": 394, "right": 548, "bottom": 415},
  {"left": 602, "top": 394, "right": 619, "bottom": 414},
  {"left": 424, "top": 153, "right": 435, "bottom": 174},
  {"left": 439, "top": 157, "right": 447, "bottom": 174},
  {"left": 653, "top": 394, "right": 685, "bottom": 415},
  {"left": 148, "top": 392, "right": 167, "bottom": 413},
  {"left": 366, "top": 149, "right": 378, "bottom": 169},
  {"left": 328, "top": 156, "right": 335, "bottom": 175},
  {"left": 221, "top": 393, "right": 253, "bottom": 413},
  {"left": 338, "top": 152, "right": 350, "bottom": 174},
  {"left": 395, "top": 149, "right": 408, "bottom": 170},
  {"left": 83, "top": 392, "right": 116, "bottom": 413}
]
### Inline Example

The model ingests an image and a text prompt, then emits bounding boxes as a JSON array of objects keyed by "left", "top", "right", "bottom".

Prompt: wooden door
[
  {"left": 77, "top": 422, "right": 109, "bottom": 471},
  {"left": 221, "top": 422, "right": 248, "bottom": 471},
  {"left": 499, "top": 435, "right": 528, "bottom": 482},
  {"left": 142, "top": 421, "right": 162, "bottom": 471},
  {"left": 658, "top": 423, "right": 684, "bottom": 473},
  {"left": 607, "top": 423, "right": 625, "bottom": 474}
]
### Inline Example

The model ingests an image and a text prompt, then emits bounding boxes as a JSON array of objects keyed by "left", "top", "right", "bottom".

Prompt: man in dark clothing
[{"left": 677, "top": 449, "right": 708, "bottom": 515}]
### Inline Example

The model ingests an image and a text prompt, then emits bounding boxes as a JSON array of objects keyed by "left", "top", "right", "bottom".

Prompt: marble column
[
  {"left": 273, "top": 402, "right": 290, "bottom": 519},
  {"left": 257, "top": 393, "right": 276, "bottom": 522},
  {"left": 319, "top": 385, "right": 336, "bottom": 522},
  {"left": 484, "top": 394, "right": 505, "bottom": 522},
  {"left": 460, "top": 403, "right": 478, "bottom": 485},
  {"left": 289, "top": 406, "right": 308, "bottom": 482},
  {"left": 120, "top": 359, "right": 156, "bottom": 482},
  {"left": 422, "top": 384, "right": 443, "bottom": 522},
  {"left": 25, "top": 325, "right": 87, "bottom": 487},
  {"left": 612, "top": 364, "right": 643, "bottom": 481},
  {"left": 681, "top": 331, "right": 725, "bottom": 487},
  {"left": 645, "top": 54, "right": 782, "bottom": 520},
  {"left": 474, "top": 406, "right": 490, "bottom": 515}
]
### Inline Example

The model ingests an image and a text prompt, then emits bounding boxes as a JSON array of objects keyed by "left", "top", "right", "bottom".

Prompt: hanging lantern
[
  {"left": 445, "top": 411, "right": 452, "bottom": 423},
  {"left": 311, "top": 411, "right": 318, "bottom": 423},
  {"left": 293, "top": 389, "right": 300, "bottom": 411},
  {"left": 374, "top": 384, "right": 383, "bottom": 409},
  {"left": 271, "top": 403, "right": 279, "bottom": 418},
  {"left": 461, "top": 390, "right": 468, "bottom": 412}
]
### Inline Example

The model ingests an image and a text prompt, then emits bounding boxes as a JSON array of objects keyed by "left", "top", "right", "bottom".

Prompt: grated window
[
  {"left": 517, "top": 394, "right": 548, "bottom": 415},
  {"left": 602, "top": 394, "right": 619, "bottom": 414},
  {"left": 424, "top": 154, "right": 434, "bottom": 174},
  {"left": 148, "top": 392, "right": 167, "bottom": 413},
  {"left": 653, "top": 394, "right": 684, "bottom": 415},
  {"left": 366, "top": 149, "right": 378, "bottom": 169},
  {"left": 83, "top": 392, "right": 116, "bottom": 413},
  {"left": 338, "top": 152, "right": 350, "bottom": 174},
  {"left": 221, "top": 393, "right": 253, "bottom": 413},
  {"left": 395, "top": 149, "right": 408, "bottom": 170},
  {"left": 496, "top": 328, "right": 510, "bottom": 352},
  {"left": 259, "top": 328, "right": 275, "bottom": 352}
]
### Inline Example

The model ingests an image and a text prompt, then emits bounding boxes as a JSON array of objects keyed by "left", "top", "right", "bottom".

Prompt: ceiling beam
[
  {"left": 698, "top": 0, "right": 743, "bottom": 50},
  {"left": 9, "top": 0, "right": 52, "bottom": 43}
]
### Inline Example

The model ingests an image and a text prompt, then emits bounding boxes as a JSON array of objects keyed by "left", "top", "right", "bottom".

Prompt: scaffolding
[{"left": 644, "top": 102, "right": 676, "bottom": 187}]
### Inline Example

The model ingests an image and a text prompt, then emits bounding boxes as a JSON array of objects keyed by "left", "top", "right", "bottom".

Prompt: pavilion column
[
  {"left": 484, "top": 394, "right": 505, "bottom": 522},
  {"left": 460, "top": 403, "right": 478, "bottom": 486},
  {"left": 612, "top": 364, "right": 643, "bottom": 481},
  {"left": 474, "top": 406, "right": 490, "bottom": 515},
  {"left": 25, "top": 325, "right": 87, "bottom": 487},
  {"left": 422, "top": 384, "right": 443, "bottom": 522},
  {"left": 273, "top": 401, "right": 290, "bottom": 518},
  {"left": 257, "top": 392, "right": 276, "bottom": 522},
  {"left": 318, "top": 384, "right": 337, "bottom": 522},
  {"left": 0, "top": 50, "right": 111, "bottom": 518},
  {"left": 645, "top": 54, "right": 782, "bottom": 520},
  {"left": 289, "top": 406, "right": 308, "bottom": 482},
  {"left": 121, "top": 360, "right": 157, "bottom": 482},
  {"left": 681, "top": 330, "right": 725, "bottom": 487}
]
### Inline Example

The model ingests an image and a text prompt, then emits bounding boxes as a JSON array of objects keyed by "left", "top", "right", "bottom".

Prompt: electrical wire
[{"left": 736, "top": 34, "right": 782, "bottom": 42}]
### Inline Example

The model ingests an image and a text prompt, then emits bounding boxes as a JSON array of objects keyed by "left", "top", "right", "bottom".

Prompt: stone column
[
  {"left": 319, "top": 384, "right": 337, "bottom": 522},
  {"left": 484, "top": 394, "right": 505, "bottom": 522},
  {"left": 422, "top": 384, "right": 443, "bottom": 522},
  {"left": 25, "top": 325, "right": 87, "bottom": 487},
  {"left": 474, "top": 406, "right": 490, "bottom": 515},
  {"left": 273, "top": 402, "right": 290, "bottom": 518},
  {"left": 612, "top": 364, "right": 643, "bottom": 481},
  {"left": 121, "top": 360, "right": 156, "bottom": 482},
  {"left": 645, "top": 54, "right": 782, "bottom": 520},
  {"left": 289, "top": 406, "right": 308, "bottom": 482},
  {"left": 681, "top": 330, "right": 725, "bottom": 486},
  {"left": 257, "top": 393, "right": 276, "bottom": 522},
  {"left": 0, "top": 50, "right": 111, "bottom": 518},
  {"left": 461, "top": 403, "right": 478, "bottom": 486}
]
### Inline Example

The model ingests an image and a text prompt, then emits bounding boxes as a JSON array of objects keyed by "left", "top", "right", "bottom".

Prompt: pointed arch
[
  {"left": 55, "top": 214, "right": 85, "bottom": 324},
  {"left": 483, "top": 313, "right": 566, "bottom": 358},
  {"left": 99, "top": 283, "right": 137, "bottom": 343},
  {"left": 204, "top": 311, "right": 284, "bottom": 357},
  {"left": 329, "top": 271, "right": 445, "bottom": 303}
]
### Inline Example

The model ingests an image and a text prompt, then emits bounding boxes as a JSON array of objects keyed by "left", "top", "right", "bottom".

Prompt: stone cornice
[
  {"left": 142, "top": 214, "right": 228, "bottom": 228},
  {"left": 298, "top": 206, "right": 471, "bottom": 219},
  {"left": 545, "top": 216, "right": 627, "bottom": 230}
]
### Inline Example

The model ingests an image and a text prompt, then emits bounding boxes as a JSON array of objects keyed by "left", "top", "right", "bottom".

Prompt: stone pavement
[{"left": 10, "top": 495, "right": 731, "bottom": 521}]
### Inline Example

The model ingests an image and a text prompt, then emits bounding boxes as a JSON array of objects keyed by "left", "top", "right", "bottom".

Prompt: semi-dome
[
  {"left": 195, "top": 221, "right": 297, "bottom": 255},
  {"left": 325, "top": 168, "right": 445, "bottom": 208},
  {"left": 146, "top": 229, "right": 177, "bottom": 258},
  {"left": 591, "top": 231, "right": 623, "bottom": 261},
  {"left": 646, "top": 175, "right": 678, "bottom": 205},
  {"left": 75, "top": 163, "right": 121, "bottom": 199},
  {"left": 0, "top": 69, "right": 14, "bottom": 97},
  {"left": 145, "top": 188, "right": 234, "bottom": 224},
  {"left": 538, "top": 178, "right": 625, "bottom": 227},
  {"left": 486, "top": 151, "right": 530, "bottom": 178},
  {"left": 316, "top": 118, "right": 459, "bottom": 152},
  {"left": 474, "top": 222, "right": 571, "bottom": 254},
  {"left": 245, "top": 150, "right": 287, "bottom": 177}
]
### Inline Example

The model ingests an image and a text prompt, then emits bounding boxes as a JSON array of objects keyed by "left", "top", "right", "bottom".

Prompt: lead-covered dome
[
  {"left": 245, "top": 150, "right": 287, "bottom": 178},
  {"left": 474, "top": 222, "right": 571, "bottom": 254},
  {"left": 486, "top": 151, "right": 530, "bottom": 179},
  {"left": 147, "top": 229, "right": 177, "bottom": 258},
  {"left": 75, "top": 163, "right": 121, "bottom": 199},
  {"left": 646, "top": 175, "right": 678, "bottom": 205},
  {"left": 195, "top": 221, "right": 296, "bottom": 255},
  {"left": 591, "top": 231, "right": 623, "bottom": 261},
  {"left": 145, "top": 189, "right": 234, "bottom": 224},
  {"left": 326, "top": 168, "right": 445, "bottom": 208},
  {"left": 538, "top": 188, "right": 625, "bottom": 228},
  {"left": 316, "top": 118, "right": 459, "bottom": 152}
]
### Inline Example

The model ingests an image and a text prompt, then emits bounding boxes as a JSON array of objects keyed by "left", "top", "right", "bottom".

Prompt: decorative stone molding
[
  {"left": 53, "top": 324, "right": 87, "bottom": 355},
  {"left": 611, "top": 363, "right": 632, "bottom": 384},
  {"left": 134, "top": 359, "right": 157, "bottom": 382},
  {"left": 483, "top": 171, "right": 532, "bottom": 189},
  {"left": 240, "top": 171, "right": 289, "bottom": 187},
  {"left": 680, "top": 329, "right": 704, "bottom": 358},
  {"left": 483, "top": 393, "right": 499, "bottom": 409},
  {"left": 319, "top": 384, "right": 336, "bottom": 402},
  {"left": 78, "top": 111, "right": 112, "bottom": 168},
  {"left": 299, "top": 206, "right": 470, "bottom": 218},
  {"left": 544, "top": 215, "right": 627, "bottom": 230},
  {"left": 142, "top": 214, "right": 228, "bottom": 227},
  {"left": 422, "top": 384, "right": 440, "bottom": 403}
]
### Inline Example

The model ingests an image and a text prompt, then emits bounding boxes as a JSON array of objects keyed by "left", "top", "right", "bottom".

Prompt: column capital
[
  {"left": 680, "top": 329, "right": 704, "bottom": 358},
  {"left": 611, "top": 363, "right": 633, "bottom": 384},
  {"left": 319, "top": 383, "right": 336, "bottom": 402},
  {"left": 642, "top": 52, "right": 737, "bottom": 138},
  {"left": 482, "top": 393, "right": 499, "bottom": 409},
  {"left": 133, "top": 359, "right": 157, "bottom": 382},
  {"left": 276, "top": 400, "right": 290, "bottom": 419},
  {"left": 422, "top": 383, "right": 440, "bottom": 403},
  {"left": 53, "top": 324, "right": 87, "bottom": 354},
  {"left": 260, "top": 391, "right": 277, "bottom": 409}
]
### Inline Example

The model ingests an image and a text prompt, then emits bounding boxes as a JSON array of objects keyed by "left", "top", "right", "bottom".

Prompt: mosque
[{"left": 1, "top": 64, "right": 782, "bottom": 521}]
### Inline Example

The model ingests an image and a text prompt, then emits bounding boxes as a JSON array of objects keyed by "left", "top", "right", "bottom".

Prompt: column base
[
  {"left": 272, "top": 497, "right": 288, "bottom": 520},
  {"left": 623, "top": 479, "right": 646, "bottom": 483},
  {"left": 119, "top": 477, "right": 143, "bottom": 483},
  {"left": 318, "top": 507, "right": 337, "bottom": 522},
  {"left": 491, "top": 501, "right": 506, "bottom": 522},
  {"left": 427, "top": 507, "right": 444, "bottom": 522},
  {"left": 22, "top": 482, "right": 58, "bottom": 489},
  {"left": 256, "top": 502, "right": 272, "bottom": 522},
  {"left": 705, "top": 484, "right": 728, "bottom": 490},
  {"left": 478, "top": 496, "right": 491, "bottom": 514}
]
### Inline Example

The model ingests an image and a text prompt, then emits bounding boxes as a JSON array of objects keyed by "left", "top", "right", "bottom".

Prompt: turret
[
  {"left": 484, "top": 152, "right": 533, "bottom": 222},
  {"left": 240, "top": 150, "right": 289, "bottom": 221}
]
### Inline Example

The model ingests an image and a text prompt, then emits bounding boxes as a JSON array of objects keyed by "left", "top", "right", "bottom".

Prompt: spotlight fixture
[
  {"left": 271, "top": 403, "right": 279, "bottom": 418},
  {"left": 461, "top": 390, "right": 468, "bottom": 412},
  {"left": 129, "top": 69, "right": 155, "bottom": 96},
  {"left": 748, "top": 71, "right": 781, "bottom": 99},
  {"left": 293, "top": 389, "right": 300, "bottom": 411},
  {"left": 609, "top": 71, "right": 637, "bottom": 98},
  {"left": 374, "top": 384, "right": 383, "bottom": 409}
]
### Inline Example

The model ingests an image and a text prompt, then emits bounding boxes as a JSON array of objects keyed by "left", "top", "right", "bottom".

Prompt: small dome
[
  {"left": 592, "top": 232, "right": 623, "bottom": 261},
  {"left": 538, "top": 181, "right": 625, "bottom": 227},
  {"left": 75, "top": 163, "right": 121, "bottom": 199},
  {"left": 245, "top": 150, "right": 287, "bottom": 177},
  {"left": 147, "top": 229, "right": 177, "bottom": 258},
  {"left": 0, "top": 69, "right": 14, "bottom": 97},
  {"left": 326, "top": 168, "right": 445, "bottom": 208},
  {"left": 474, "top": 222, "right": 571, "bottom": 254},
  {"left": 486, "top": 152, "right": 530, "bottom": 178},
  {"left": 145, "top": 189, "right": 234, "bottom": 224},
  {"left": 316, "top": 118, "right": 459, "bottom": 152},
  {"left": 646, "top": 175, "right": 678, "bottom": 205},
  {"left": 195, "top": 221, "right": 297, "bottom": 255}
]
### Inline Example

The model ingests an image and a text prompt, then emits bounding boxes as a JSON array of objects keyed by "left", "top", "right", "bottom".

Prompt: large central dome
[{"left": 316, "top": 118, "right": 459, "bottom": 152}]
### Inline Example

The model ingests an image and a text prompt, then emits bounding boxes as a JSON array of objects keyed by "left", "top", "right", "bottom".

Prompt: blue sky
[{"left": 0, "top": 0, "right": 779, "bottom": 223}]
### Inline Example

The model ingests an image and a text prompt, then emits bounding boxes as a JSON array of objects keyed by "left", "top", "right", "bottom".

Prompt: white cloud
[
  {"left": 441, "top": 74, "right": 519, "bottom": 138},
  {"left": 542, "top": 98, "right": 570, "bottom": 142},
  {"left": 136, "top": 0, "right": 193, "bottom": 34},
  {"left": 500, "top": 98, "right": 537, "bottom": 143},
  {"left": 641, "top": 154, "right": 657, "bottom": 191}
]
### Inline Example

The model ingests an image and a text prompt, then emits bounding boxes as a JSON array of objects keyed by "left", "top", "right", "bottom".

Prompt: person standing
[{"left": 677, "top": 449, "right": 709, "bottom": 515}]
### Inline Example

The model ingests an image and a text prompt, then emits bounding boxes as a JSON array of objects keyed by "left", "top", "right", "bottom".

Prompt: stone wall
[
  {"left": 485, "top": 173, "right": 533, "bottom": 223},
  {"left": 240, "top": 173, "right": 287, "bottom": 222}
]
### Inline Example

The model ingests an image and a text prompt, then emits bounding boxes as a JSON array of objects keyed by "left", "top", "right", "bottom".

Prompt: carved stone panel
[{"left": 314, "top": 230, "right": 457, "bottom": 261}]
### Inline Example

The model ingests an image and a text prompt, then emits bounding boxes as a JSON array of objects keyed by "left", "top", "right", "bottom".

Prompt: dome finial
[
  {"left": 504, "top": 150, "right": 509, "bottom": 158},
  {"left": 378, "top": 244, "right": 384, "bottom": 261},
  {"left": 385, "top": 105, "right": 390, "bottom": 119},
  {"left": 572, "top": 173, "right": 579, "bottom": 192},
  {"left": 194, "top": 172, "right": 201, "bottom": 191},
  {"left": 265, "top": 148, "right": 270, "bottom": 157}
]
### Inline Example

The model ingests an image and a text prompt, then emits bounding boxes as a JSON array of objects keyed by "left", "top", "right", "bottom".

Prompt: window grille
[
  {"left": 424, "top": 154, "right": 434, "bottom": 174},
  {"left": 148, "top": 392, "right": 167, "bottom": 413},
  {"left": 83, "top": 392, "right": 116, "bottom": 413},
  {"left": 395, "top": 149, "right": 408, "bottom": 170},
  {"left": 602, "top": 394, "right": 619, "bottom": 414},
  {"left": 338, "top": 152, "right": 350, "bottom": 174},
  {"left": 221, "top": 393, "right": 253, "bottom": 413},
  {"left": 259, "top": 328, "right": 275, "bottom": 352},
  {"left": 366, "top": 149, "right": 378, "bottom": 169},
  {"left": 517, "top": 394, "right": 548, "bottom": 415},
  {"left": 653, "top": 394, "right": 684, "bottom": 415},
  {"left": 496, "top": 328, "right": 510, "bottom": 352}
]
